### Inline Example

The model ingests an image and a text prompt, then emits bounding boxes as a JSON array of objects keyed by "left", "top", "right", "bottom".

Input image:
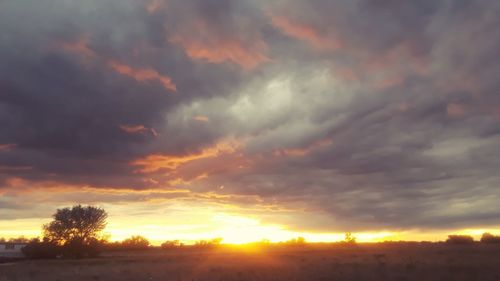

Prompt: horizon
[
  {"left": 2, "top": 209, "right": 500, "bottom": 245},
  {"left": 1, "top": 0, "right": 500, "bottom": 250}
]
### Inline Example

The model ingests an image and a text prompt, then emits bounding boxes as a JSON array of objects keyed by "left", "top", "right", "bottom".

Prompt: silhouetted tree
[
  {"left": 480, "top": 232, "right": 500, "bottom": 243},
  {"left": 161, "top": 240, "right": 182, "bottom": 249},
  {"left": 194, "top": 238, "right": 223, "bottom": 248},
  {"left": 446, "top": 235, "right": 474, "bottom": 244},
  {"left": 285, "top": 237, "right": 306, "bottom": 246},
  {"left": 8, "top": 237, "right": 29, "bottom": 243},
  {"left": 344, "top": 232, "right": 357, "bottom": 245},
  {"left": 43, "top": 205, "right": 108, "bottom": 258},
  {"left": 122, "top": 235, "right": 150, "bottom": 250}
]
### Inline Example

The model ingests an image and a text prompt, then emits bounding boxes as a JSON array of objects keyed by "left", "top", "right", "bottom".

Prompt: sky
[{"left": 1, "top": 0, "right": 500, "bottom": 244}]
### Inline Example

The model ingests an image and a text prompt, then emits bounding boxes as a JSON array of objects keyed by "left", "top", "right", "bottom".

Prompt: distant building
[{"left": 0, "top": 242, "right": 27, "bottom": 258}]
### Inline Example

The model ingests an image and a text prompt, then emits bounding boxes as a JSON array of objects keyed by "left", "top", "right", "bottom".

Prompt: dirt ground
[{"left": 1, "top": 243, "right": 500, "bottom": 281}]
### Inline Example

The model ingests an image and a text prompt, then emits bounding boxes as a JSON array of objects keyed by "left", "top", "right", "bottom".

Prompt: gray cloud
[{"left": 1, "top": 0, "right": 500, "bottom": 232}]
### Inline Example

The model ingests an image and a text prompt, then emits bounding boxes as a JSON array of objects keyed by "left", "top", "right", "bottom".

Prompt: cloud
[
  {"left": 271, "top": 16, "right": 341, "bottom": 50},
  {"left": 1, "top": 0, "right": 500, "bottom": 233},
  {"left": 0, "top": 144, "right": 17, "bottom": 152},
  {"left": 169, "top": 21, "right": 270, "bottom": 69},
  {"left": 108, "top": 60, "right": 177, "bottom": 92},
  {"left": 131, "top": 138, "right": 242, "bottom": 173}
]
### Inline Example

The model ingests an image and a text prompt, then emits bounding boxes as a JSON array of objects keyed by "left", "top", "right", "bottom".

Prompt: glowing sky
[{"left": 1, "top": 0, "right": 500, "bottom": 244}]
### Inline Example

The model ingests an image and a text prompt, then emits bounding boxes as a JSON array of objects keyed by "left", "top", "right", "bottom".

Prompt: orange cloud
[
  {"left": 59, "top": 36, "right": 96, "bottom": 58},
  {"left": 193, "top": 115, "right": 209, "bottom": 122},
  {"left": 107, "top": 60, "right": 177, "bottom": 92},
  {"left": 58, "top": 38, "right": 177, "bottom": 92},
  {"left": 171, "top": 36, "right": 269, "bottom": 70},
  {"left": 119, "top": 124, "right": 158, "bottom": 136},
  {"left": 120, "top": 124, "right": 148, "bottom": 134},
  {"left": 0, "top": 143, "right": 17, "bottom": 151},
  {"left": 271, "top": 16, "right": 341, "bottom": 50},
  {"left": 132, "top": 139, "right": 242, "bottom": 173},
  {"left": 274, "top": 138, "right": 333, "bottom": 157},
  {"left": 169, "top": 21, "right": 269, "bottom": 70},
  {"left": 147, "top": 0, "right": 164, "bottom": 13}
]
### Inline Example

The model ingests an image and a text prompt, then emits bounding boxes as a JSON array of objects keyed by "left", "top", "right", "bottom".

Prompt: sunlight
[{"left": 106, "top": 211, "right": 402, "bottom": 245}]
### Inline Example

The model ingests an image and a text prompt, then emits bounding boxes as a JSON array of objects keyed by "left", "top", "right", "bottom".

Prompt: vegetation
[
  {"left": 161, "top": 240, "right": 183, "bottom": 249},
  {"left": 446, "top": 235, "right": 474, "bottom": 244},
  {"left": 343, "top": 232, "right": 357, "bottom": 245},
  {"left": 193, "top": 238, "right": 223, "bottom": 248},
  {"left": 21, "top": 238, "right": 60, "bottom": 259},
  {"left": 6, "top": 243, "right": 500, "bottom": 280},
  {"left": 0, "top": 206, "right": 108, "bottom": 259},
  {"left": 9, "top": 205, "right": 500, "bottom": 262},
  {"left": 284, "top": 237, "right": 306, "bottom": 246},
  {"left": 480, "top": 232, "right": 500, "bottom": 243},
  {"left": 0, "top": 237, "right": 29, "bottom": 243},
  {"left": 121, "top": 235, "right": 150, "bottom": 250}
]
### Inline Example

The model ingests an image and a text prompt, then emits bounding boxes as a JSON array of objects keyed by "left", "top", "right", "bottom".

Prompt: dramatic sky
[{"left": 1, "top": 0, "right": 500, "bottom": 244}]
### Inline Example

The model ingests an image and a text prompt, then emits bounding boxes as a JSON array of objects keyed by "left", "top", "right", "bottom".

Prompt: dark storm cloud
[
  {"left": 0, "top": 0, "right": 251, "bottom": 188},
  {"left": 1, "top": 0, "right": 500, "bottom": 231}
]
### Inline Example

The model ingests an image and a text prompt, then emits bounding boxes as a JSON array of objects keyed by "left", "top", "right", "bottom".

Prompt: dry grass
[{"left": 1, "top": 243, "right": 500, "bottom": 281}]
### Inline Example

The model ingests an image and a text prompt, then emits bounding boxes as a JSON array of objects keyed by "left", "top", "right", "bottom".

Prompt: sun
[{"left": 208, "top": 214, "right": 292, "bottom": 244}]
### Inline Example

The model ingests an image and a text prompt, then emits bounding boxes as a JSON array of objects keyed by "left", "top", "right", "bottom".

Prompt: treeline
[
  {"left": 0, "top": 237, "right": 30, "bottom": 243},
  {"left": 446, "top": 233, "right": 500, "bottom": 244},
  {"left": 5, "top": 205, "right": 500, "bottom": 260}
]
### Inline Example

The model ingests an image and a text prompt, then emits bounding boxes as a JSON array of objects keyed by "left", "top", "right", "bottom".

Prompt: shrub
[
  {"left": 480, "top": 232, "right": 500, "bottom": 243},
  {"left": 121, "top": 235, "right": 150, "bottom": 250},
  {"left": 61, "top": 237, "right": 105, "bottom": 258},
  {"left": 285, "top": 237, "right": 306, "bottom": 246},
  {"left": 343, "top": 232, "right": 357, "bottom": 245},
  {"left": 194, "top": 238, "right": 223, "bottom": 248},
  {"left": 446, "top": 235, "right": 474, "bottom": 244},
  {"left": 161, "top": 240, "right": 183, "bottom": 249},
  {"left": 22, "top": 238, "right": 61, "bottom": 259}
]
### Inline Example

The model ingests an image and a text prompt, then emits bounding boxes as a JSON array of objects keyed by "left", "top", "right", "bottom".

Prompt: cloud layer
[{"left": 1, "top": 0, "right": 500, "bottom": 233}]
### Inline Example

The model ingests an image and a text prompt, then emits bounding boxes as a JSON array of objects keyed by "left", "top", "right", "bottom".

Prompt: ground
[{"left": 1, "top": 243, "right": 500, "bottom": 281}]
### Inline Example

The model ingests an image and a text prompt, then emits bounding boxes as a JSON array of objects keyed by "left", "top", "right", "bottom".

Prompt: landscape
[
  {"left": 3, "top": 239, "right": 500, "bottom": 281},
  {"left": 1, "top": 0, "right": 500, "bottom": 280}
]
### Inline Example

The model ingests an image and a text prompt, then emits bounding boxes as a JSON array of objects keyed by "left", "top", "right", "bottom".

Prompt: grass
[{"left": 1, "top": 243, "right": 500, "bottom": 281}]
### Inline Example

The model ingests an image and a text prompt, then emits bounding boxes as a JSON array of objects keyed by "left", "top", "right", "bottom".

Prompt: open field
[{"left": 1, "top": 244, "right": 500, "bottom": 281}]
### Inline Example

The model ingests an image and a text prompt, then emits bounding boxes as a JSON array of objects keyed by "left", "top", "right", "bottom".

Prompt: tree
[
  {"left": 122, "top": 235, "right": 150, "bottom": 250},
  {"left": 8, "top": 236, "right": 29, "bottom": 243},
  {"left": 161, "top": 240, "right": 182, "bottom": 249},
  {"left": 446, "top": 235, "right": 474, "bottom": 244},
  {"left": 344, "top": 232, "right": 357, "bottom": 245},
  {"left": 194, "top": 237, "right": 223, "bottom": 248},
  {"left": 285, "top": 236, "right": 306, "bottom": 246},
  {"left": 43, "top": 205, "right": 108, "bottom": 258},
  {"left": 480, "top": 232, "right": 500, "bottom": 243}
]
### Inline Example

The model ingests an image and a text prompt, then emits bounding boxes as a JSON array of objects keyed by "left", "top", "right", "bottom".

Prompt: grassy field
[{"left": 1, "top": 243, "right": 500, "bottom": 281}]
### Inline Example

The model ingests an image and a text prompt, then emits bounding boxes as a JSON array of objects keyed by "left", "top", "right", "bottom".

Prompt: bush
[
  {"left": 22, "top": 238, "right": 61, "bottom": 259},
  {"left": 61, "top": 237, "right": 104, "bottom": 258},
  {"left": 446, "top": 235, "right": 474, "bottom": 244},
  {"left": 480, "top": 232, "right": 500, "bottom": 244},
  {"left": 343, "top": 232, "right": 357, "bottom": 245},
  {"left": 194, "top": 238, "right": 223, "bottom": 248},
  {"left": 120, "top": 235, "right": 150, "bottom": 250},
  {"left": 161, "top": 240, "right": 183, "bottom": 249},
  {"left": 284, "top": 237, "right": 306, "bottom": 246}
]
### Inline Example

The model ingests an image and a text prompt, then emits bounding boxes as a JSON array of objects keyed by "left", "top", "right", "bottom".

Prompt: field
[{"left": 1, "top": 243, "right": 500, "bottom": 281}]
